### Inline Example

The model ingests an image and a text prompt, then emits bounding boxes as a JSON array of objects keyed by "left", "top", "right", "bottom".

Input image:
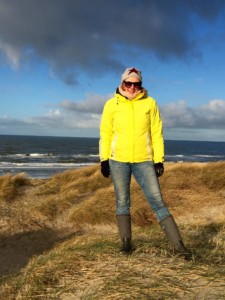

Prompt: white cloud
[
  {"left": 46, "top": 109, "right": 61, "bottom": 117},
  {"left": 161, "top": 99, "right": 225, "bottom": 129},
  {"left": 1, "top": 97, "right": 225, "bottom": 140}
]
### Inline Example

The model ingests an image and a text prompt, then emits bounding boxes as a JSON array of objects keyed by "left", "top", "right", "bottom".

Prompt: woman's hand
[
  {"left": 101, "top": 160, "right": 110, "bottom": 178},
  {"left": 154, "top": 163, "right": 164, "bottom": 177}
]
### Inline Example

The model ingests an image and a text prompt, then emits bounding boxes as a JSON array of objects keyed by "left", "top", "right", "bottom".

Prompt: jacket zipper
[{"left": 131, "top": 101, "right": 135, "bottom": 162}]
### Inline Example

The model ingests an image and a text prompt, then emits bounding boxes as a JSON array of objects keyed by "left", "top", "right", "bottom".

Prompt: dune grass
[
  {"left": 0, "top": 172, "right": 31, "bottom": 202},
  {"left": 0, "top": 162, "right": 225, "bottom": 299}
]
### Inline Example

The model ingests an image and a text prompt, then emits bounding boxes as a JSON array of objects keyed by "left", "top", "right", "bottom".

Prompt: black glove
[
  {"left": 101, "top": 160, "right": 110, "bottom": 178},
  {"left": 154, "top": 162, "right": 164, "bottom": 177}
]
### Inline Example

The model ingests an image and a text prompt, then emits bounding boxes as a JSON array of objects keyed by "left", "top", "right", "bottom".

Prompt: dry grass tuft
[
  {"left": 201, "top": 161, "right": 225, "bottom": 190},
  {"left": 69, "top": 185, "right": 116, "bottom": 226},
  {"left": 0, "top": 172, "right": 31, "bottom": 202},
  {"left": 33, "top": 165, "right": 112, "bottom": 221}
]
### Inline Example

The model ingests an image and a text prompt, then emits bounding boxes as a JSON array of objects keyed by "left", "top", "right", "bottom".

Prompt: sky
[{"left": 0, "top": 0, "right": 225, "bottom": 142}]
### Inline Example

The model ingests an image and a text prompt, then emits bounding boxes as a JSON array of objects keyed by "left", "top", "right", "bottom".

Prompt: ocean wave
[
  {"left": 0, "top": 153, "right": 55, "bottom": 160},
  {"left": 194, "top": 154, "right": 224, "bottom": 158},
  {"left": 0, "top": 162, "right": 95, "bottom": 169},
  {"left": 0, "top": 153, "right": 98, "bottom": 158},
  {"left": 165, "top": 154, "right": 225, "bottom": 162}
]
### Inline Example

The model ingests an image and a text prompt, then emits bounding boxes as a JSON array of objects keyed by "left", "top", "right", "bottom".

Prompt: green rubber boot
[
  {"left": 116, "top": 214, "right": 133, "bottom": 254},
  {"left": 160, "top": 215, "right": 192, "bottom": 260}
]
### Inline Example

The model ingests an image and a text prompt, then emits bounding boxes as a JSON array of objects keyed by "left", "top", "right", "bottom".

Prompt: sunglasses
[{"left": 124, "top": 81, "right": 142, "bottom": 88}]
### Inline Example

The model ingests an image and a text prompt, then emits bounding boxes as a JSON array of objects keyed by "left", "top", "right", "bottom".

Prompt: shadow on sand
[{"left": 0, "top": 227, "right": 83, "bottom": 277}]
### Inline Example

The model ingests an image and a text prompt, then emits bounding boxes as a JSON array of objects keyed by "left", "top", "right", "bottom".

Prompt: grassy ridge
[{"left": 0, "top": 162, "right": 225, "bottom": 299}]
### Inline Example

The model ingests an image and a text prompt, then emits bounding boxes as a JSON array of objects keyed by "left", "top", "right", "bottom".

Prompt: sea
[{"left": 1, "top": 135, "right": 225, "bottom": 178}]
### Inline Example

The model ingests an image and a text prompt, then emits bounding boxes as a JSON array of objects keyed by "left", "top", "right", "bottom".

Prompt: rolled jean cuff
[{"left": 155, "top": 207, "right": 171, "bottom": 222}]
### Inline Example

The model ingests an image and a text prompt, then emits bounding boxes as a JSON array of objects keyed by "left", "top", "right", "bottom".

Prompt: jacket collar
[{"left": 115, "top": 88, "right": 145, "bottom": 102}]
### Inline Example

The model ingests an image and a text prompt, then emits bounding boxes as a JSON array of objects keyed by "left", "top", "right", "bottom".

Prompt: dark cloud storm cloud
[{"left": 0, "top": 0, "right": 224, "bottom": 84}]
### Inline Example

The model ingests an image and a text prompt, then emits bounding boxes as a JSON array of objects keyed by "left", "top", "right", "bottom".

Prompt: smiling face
[{"left": 122, "top": 77, "right": 142, "bottom": 96}]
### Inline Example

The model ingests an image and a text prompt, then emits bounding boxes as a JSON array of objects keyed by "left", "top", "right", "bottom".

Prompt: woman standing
[{"left": 99, "top": 67, "right": 192, "bottom": 260}]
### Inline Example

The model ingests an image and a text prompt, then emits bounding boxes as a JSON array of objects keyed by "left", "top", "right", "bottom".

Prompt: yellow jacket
[{"left": 99, "top": 90, "right": 164, "bottom": 163}]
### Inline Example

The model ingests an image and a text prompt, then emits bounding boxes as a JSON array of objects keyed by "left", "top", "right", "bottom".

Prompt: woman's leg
[
  {"left": 132, "top": 161, "right": 170, "bottom": 222},
  {"left": 109, "top": 160, "right": 133, "bottom": 253},
  {"left": 132, "top": 161, "right": 192, "bottom": 259},
  {"left": 109, "top": 160, "right": 132, "bottom": 215}
]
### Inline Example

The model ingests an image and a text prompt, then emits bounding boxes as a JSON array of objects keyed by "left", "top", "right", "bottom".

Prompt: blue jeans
[{"left": 109, "top": 160, "right": 171, "bottom": 222}]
